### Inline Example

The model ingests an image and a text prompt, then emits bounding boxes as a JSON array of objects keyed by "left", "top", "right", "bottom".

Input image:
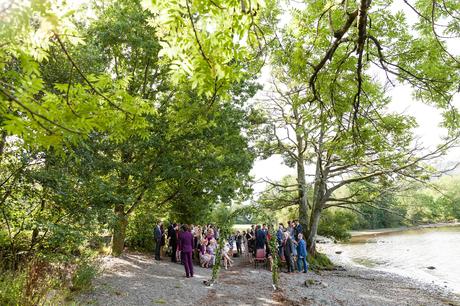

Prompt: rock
[
  {"left": 427, "top": 266, "right": 436, "bottom": 270},
  {"left": 332, "top": 266, "right": 346, "bottom": 271},
  {"left": 304, "top": 279, "right": 327, "bottom": 288},
  {"left": 335, "top": 251, "right": 343, "bottom": 254}
]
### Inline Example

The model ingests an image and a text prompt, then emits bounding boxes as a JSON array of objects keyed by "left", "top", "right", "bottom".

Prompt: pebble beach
[{"left": 76, "top": 252, "right": 460, "bottom": 305}]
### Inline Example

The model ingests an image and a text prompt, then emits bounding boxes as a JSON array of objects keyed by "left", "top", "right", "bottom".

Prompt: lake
[{"left": 320, "top": 226, "right": 460, "bottom": 294}]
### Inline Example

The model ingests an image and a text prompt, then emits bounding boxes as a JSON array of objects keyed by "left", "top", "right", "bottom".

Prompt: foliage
[
  {"left": 1, "top": 0, "right": 460, "bottom": 294},
  {"left": 306, "top": 252, "right": 334, "bottom": 271},
  {"left": 0, "top": 271, "right": 25, "bottom": 306},
  {"left": 71, "top": 261, "right": 98, "bottom": 293},
  {"left": 253, "top": 0, "right": 460, "bottom": 254},
  {"left": 141, "top": 0, "right": 274, "bottom": 99},
  {"left": 318, "top": 210, "right": 356, "bottom": 242},
  {"left": 208, "top": 204, "right": 234, "bottom": 285},
  {"left": 268, "top": 228, "right": 280, "bottom": 288}
]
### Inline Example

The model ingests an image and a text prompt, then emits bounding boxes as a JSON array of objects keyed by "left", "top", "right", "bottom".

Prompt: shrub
[
  {"left": 307, "top": 252, "right": 334, "bottom": 270},
  {"left": 0, "top": 260, "right": 56, "bottom": 306},
  {"left": 318, "top": 209, "right": 356, "bottom": 242},
  {"left": 71, "top": 262, "right": 98, "bottom": 293},
  {"left": 0, "top": 271, "right": 26, "bottom": 306}
]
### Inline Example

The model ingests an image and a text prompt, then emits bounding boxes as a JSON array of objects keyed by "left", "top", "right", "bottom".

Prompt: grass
[{"left": 153, "top": 298, "right": 167, "bottom": 304}]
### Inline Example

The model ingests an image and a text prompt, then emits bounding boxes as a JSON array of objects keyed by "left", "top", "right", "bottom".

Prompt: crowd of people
[{"left": 152, "top": 220, "right": 309, "bottom": 278}]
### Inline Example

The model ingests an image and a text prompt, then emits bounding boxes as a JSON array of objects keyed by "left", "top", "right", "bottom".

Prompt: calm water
[{"left": 322, "top": 226, "right": 460, "bottom": 293}]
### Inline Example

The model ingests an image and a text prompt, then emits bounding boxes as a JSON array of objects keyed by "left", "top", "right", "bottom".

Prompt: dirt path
[{"left": 77, "top": 252, "right": 460, "bottom": 306}]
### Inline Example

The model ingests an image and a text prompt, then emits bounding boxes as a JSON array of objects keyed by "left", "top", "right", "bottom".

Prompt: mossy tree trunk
[
  {"left": 307, "top": 118, "right": 327, "bottom": 256},
  {"left": 111, "top": 203, "right": 128, "bottom": 256},
  {"left": 111, "top": 149, "right": 131, "bottom": 256},
  {"left": 307, "top": 206, "right": 322, "bottom": 256}
]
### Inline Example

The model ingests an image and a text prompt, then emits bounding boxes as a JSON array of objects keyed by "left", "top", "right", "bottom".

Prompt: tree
[
  {"left": 251, "top": 0, "right": 460, "bottom": 255},
  {"left": 1, "top": 0, "right": 258, "bottom": 258},
  {"left": 0, "top": 0, "right": 155, "bottom": 148},
  {"left": 141, "top": 0, "right": 274, "bottom": 100},
  {"left": 60, "top": 0, "right": 257, "bottom": 255}
]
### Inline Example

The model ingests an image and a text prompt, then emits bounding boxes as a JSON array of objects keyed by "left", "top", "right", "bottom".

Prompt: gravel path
[{"left": 77, "top": 252, "right": 460, "bottom": 306}]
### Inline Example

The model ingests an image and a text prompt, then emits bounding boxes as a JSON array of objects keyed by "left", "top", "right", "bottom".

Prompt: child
[{"left": 222, "top": 240, "right": 234, "bottom": 270}]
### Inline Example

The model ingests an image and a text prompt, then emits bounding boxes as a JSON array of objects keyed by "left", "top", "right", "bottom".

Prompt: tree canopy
[{"left": 0, "top": 0, "right": 459, "bottom": 301}]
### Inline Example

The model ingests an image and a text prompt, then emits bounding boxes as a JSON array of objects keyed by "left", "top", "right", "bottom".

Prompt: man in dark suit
[
  {"left": 154, "top": 221, "right": 163, "bottom": 260},
  {"left": 168, "top": 223, "right": 178, "bottom": 262},
  {"left": 294, "top": 220, "right": 303, "bottom": 241},
  {"left": 255, "top": 225, "right": 266, "bottom": 250}
]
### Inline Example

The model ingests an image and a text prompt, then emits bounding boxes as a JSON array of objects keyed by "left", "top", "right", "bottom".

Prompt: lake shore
[
  {"left": 350, "top": 222, "right": 460, "bottom": 239},
  {"left": 77, "top": 252, "right": 460, "bottom": 305}
]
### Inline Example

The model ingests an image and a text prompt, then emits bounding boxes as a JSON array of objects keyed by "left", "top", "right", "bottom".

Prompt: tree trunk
[
  {"left": 111, "top": 149, "right": 132, "bottom": 256},
  {"left": 0, "top": 130, "right": 6, "bottom": 162},
  {"left": 111, "top": 203, "right": 128, "bottom": 256},
  {"left": 297, "top": 156, "right": 308, "bottom": 237},
  {"left": 294, "top": 108, "right": 309, "bottom": 237},
  {"left": 307, "top": 111, "right": 327, "bottom": 256},
  {"left": 307, "top": 206, "right": 322, "bottom": 255}
]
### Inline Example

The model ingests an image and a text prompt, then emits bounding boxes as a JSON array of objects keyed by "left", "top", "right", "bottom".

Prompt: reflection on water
[{"left": 324, "top": 226, "right": 460, "bottom": 293}]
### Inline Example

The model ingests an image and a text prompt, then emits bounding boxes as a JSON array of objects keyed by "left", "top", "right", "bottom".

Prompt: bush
[
  {"left": 318, "top": 209, "right": 356, "bottom": 242},
  {"left": 307, "top": 252, "right": 334, "bottom": 270},
  {"left": 0, "top": 260, "right": 56, "bottom": 306},
  {"left": 0, "top": 271, "right": 26, "bottom": 306},
  {"left": 125, "top": 203, "right": 161, "bottom": 252},
  {"left": 71, "top": 262, "right": 98, "bottom": 293}
]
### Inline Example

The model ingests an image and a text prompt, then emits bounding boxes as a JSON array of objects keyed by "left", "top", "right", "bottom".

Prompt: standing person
[
  {"left": 236, "top": 231, "right": 242, "bottom": 255},
  {"left": 245, "top": 229, "right": 254, "bottom": 262},
  {"left": 290, "top": 222, "right": 298, "bottom": 266},
  {"left": 193, "top": 225, "right": 202, "bottom": 263},
  {"left": 179, "top": 224, "right": 194, "bottom": 278},
  {"left": 242, "top": 230, "right": 249, "bottom": 260},
  {"left": 296, "top": 233, "right": 309, "bottom": 273},
  {"left": 255, "top": 225, "right": 266, "bottom": 251},
  {"left": 160, "top": 223, "right": 166, "bottom": 257},
  {"left": 154, "top": 221, "right": 163, "bottom": 260},
  {"left": 262, "top": 224, "right": 268, "bottom": 234},
  {"left": 295, "top": 220, "right": 303, "bottom": 241},
  {"left": 250, "top": 225, "right": 255, "bottom": 237},
  {"left": 169, "top": 223, "right": 178, "bottom": 262},
  {"left": 283, "top": 232, "right": 294, "bottom": 273},
  {"left": 287, "top": 221, "right": 294, "bottom": 238},
  {"left": 293, "top": 220, "right": 301, "bottom": 241},
  {"left": 228, "top": 233, "right": 235, "bottom": 254},
  {"left": 276, "top": 223, "right": 284, "bottom": 257}
]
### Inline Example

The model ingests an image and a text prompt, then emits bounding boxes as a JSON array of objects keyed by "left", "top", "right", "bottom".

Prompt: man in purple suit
[{"left": 179, "top": 224, "right": 194, "bottom": 278}]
